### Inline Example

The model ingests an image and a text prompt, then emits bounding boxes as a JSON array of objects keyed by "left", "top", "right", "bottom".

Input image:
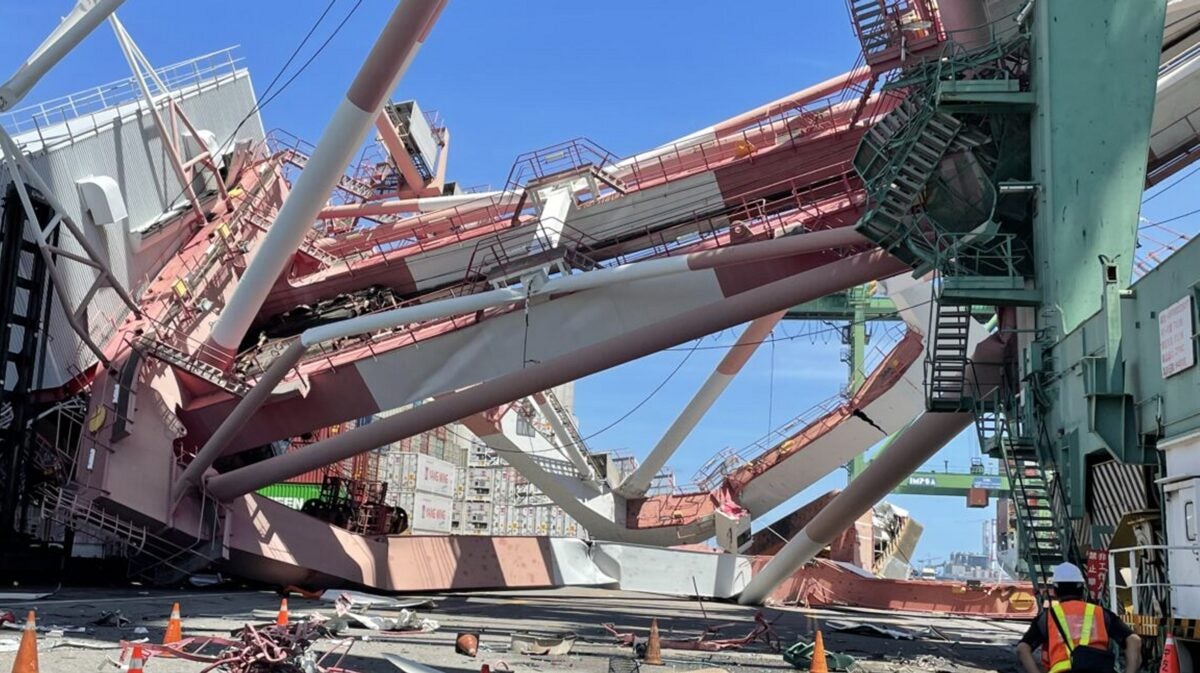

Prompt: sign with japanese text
[
  {"left": 1085, "top": 548, "right": 1108, "bottom": 597},
  {"left": 1160, "top": 295, "right": 1195, "bottom": 378}
]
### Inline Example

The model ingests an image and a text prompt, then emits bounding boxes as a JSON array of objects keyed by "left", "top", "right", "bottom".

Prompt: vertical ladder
[
  {"left": 0, "top": 185, "right": 52, "bottom": 536},
  {"left": 925, "top": 302, "right": 971, "bottom": 411}
]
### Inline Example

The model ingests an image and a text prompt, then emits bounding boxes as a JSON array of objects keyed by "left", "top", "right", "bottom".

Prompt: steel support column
[
  {"left": 617, "top": 311, "right": 784, "bottom": 498},
  {"left": 208, "top": 0, "right": 448, "bottom": 358}
]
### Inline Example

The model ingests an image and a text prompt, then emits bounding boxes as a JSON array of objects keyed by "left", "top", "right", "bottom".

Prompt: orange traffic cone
[
  {"left": 810, "top": 630, "right": 829, "bottom": 673},
  {"left": 276, "top": 598, "right": 289, "bottom": 626},
  {"left": 644, "top": 618, "right": 663, "bottom": 665},
  {"left": 1161, "top": 633, "right": 1181, "bottom": 673},
  {"left": 160, "top": 601, "right": 183, "bottom": 656},
  {"left": 127, "top": 644, "right": 146, "bottom": 673},
  {"left": 11, "top": 611, "right": 39, "bottom": 673}
]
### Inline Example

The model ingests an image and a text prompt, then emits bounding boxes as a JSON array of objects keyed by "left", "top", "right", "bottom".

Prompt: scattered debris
[
  {"left": 604, "top": 612, "right": 782, "bottom": 653},
  {"left": 456, "top": 632, "right": 480, "bottom": 656},
  {"left": 124, "top": 619, "right": 358, "bottom": 672},
  {"left": 252, "top": 607, "right": 315, "bottom": 622},
  {"left": 0, "top": 591, "right": 52, "bottom": 601},
  {"left": 826, "top": 619, "right": 928, "bottom": 640},
  {"left": 783, "top": 637, "right": 855, "bottom": 671},
  {"left": 511, "top": 630, "right": 576, "bottom": 656},
  {"left": 608, "top": 657, "right": 640, "bottom": 673},
  {"left": 384, "top": 652, "right": 450, "bottom": 673},
  {"left": 332, "top": 608, "right": 438, "bottom": 633},
  {"left": 42, "top": 639, "right": 128, "bottom": 651},
  {"left": 329, "top": 594, "right": 439, "bottom": 633},
  {"left": 323, "top": 589, "right": 433, "bottom": 611},
  {"left": 0, "top": 621, "right": 85, "bottom": 635},
  {"left": 283, "top": 585, "right": 324, "bottom": 599},
  {"left": 187, "top": 573, "right": 227, "bottom": 588},
  {"left": 891, "top": 654, "right": 955, "bottom": 672},
  {"left": 92, "top": 610, "right": 131, "bottom": 628}
]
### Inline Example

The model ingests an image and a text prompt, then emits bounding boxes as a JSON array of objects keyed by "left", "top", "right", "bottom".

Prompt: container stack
[{"left": 259, "top": 385, "right": 586, "bottom": 539}]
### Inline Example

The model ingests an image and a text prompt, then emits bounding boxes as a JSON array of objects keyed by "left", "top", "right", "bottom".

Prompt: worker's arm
[
  {"left": 1016, "top": 642, "right": 1042, "bottom": 673},
  {"left": 1123, "top": 634, "right": 1142, "bottom": 673}
]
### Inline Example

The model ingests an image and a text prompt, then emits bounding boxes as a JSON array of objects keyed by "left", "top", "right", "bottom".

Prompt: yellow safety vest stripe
[{"left": 1047, "top": 601, "right": 1100, "bottom": 672}]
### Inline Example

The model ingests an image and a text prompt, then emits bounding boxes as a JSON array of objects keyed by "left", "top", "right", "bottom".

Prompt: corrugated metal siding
[{"left": 5, "top": 70, "right": 265, "bottom": 388}]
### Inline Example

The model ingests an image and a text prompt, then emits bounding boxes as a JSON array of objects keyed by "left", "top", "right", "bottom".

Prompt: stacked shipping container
[{"left": 258, "top": 384, "right": 584, "bottom": 539}]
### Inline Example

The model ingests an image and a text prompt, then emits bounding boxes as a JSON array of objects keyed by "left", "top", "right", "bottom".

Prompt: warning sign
[
  {"left": 1085, "top": 548, "right": 1108, "bottom": 597},
  {"left": 1159, "top": 295, "right": 1195, "bottom": 378}
]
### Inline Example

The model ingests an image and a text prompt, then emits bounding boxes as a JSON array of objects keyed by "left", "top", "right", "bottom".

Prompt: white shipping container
[
  {"left": 381, "top": 453, "right": 419, "bottom": 492},
  {"left": 467, "top": 468, "right": 493, "bottom": 500},
  {"left": 519, "top": 509, "right": 538, "bottom": 535},
  {"left": 410, "top": 493, "right": 454, "bottom": 534},
  {"left": 491, "top": 505, "right": 509, "bottom": 532},
  {"left": 396, "top": 491, "right": 416, "bottom": 520},
  {"left": 416, "top": 454, "right": 457, "bottom": 497}
]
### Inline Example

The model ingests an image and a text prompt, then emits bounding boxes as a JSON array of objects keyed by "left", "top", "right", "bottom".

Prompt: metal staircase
[
  {"left": 39, "top": 486, "right": 223, "bottom": 584},
  {"left": 925, "top": 301, "right": 972, "bottom": 411},
  {"left": 854, "top": 92, "right": 962, "bottom": 268},
  {"left": 279, "top": 148, "right": 376, "bottom": 201},
  {"left": 544, "top": 388, "right": 588, "bottom": 454},
  {"left": 976, "top": 388, "right": 1068, "bottom": 595},
  {"left": 243, "top": 210, "right": 339, "bottom": 269},
  {"left": 133, "top": 335, "right": 252, "bottom": 396},
  {"left": 849, "top": 0, "right": 898, "bottom": 63},
  {"left": 999, "top": 435, "right": 1065, "bottom": 591},
  {"left": 847, "top": 0, "right": 942, "bottom": 68}
]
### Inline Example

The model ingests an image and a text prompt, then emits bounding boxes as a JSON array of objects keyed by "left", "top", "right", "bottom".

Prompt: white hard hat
[{"left": 1052, "top": 562, "right": 1085, "bottom": 584}]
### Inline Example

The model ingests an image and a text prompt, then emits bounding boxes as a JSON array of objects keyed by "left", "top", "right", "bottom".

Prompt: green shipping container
[{"left": 257, "top": 483, "right": 322, "bottom": 510}]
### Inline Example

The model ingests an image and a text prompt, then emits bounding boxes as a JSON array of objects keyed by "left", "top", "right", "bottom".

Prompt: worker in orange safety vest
[{"left": 1016, "top": 562, "right": 1142, "bottom": 673}]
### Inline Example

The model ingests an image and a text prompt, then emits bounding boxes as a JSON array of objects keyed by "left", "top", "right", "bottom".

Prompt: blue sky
[{"left": 4, "top": 1, "right": 1199, "bottom": 567}]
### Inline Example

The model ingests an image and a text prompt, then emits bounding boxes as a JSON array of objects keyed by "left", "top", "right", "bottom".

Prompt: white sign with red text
[
  {"left": 415, "top": 454, "right": 456, "bottom": 497},
  {"left": 411, "top": 492, "right": 453, "bottom": 534}
]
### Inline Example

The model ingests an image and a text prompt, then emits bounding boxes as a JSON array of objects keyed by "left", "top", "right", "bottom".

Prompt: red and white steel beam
[
  {"left": 0, "top": 0, "right": 128, "bottom": 111},
  {"left": 737, "top": 339, "right": 1008, "bottom": 605},
  {"left": 616, "top": 310, "right": 785, "bottom": 498},
  {"left": 207, "top": 0, "right": 447, "bottom": 360},
  {"left": 204, "top": 247, "right": 906, "bottom": 500}
]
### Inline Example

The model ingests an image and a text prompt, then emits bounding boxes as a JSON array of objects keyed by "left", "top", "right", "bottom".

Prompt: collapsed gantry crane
[{"left": 1, "top": 0, "right": 1198, "bottom": 602}]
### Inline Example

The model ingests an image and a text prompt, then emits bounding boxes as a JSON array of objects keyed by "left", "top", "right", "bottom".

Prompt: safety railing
[
  {"left": 3, "top": 47, "right": 243, "bottom": 138},
  {"left": 684, "top": 322, "right": 912, "bottom": 492},
  {"left": 609, "top": 96, "right": 851, "bottom": 195},
  {"left": 504, "top": 138, "right": 622, "bottom": 192},
  {"left": 691, "top": 392, "right": 847, "bottom": 491},
  {"left": 1107, "top": 544, "right": 1200, "bottom": 620},
  {"left": 931, "top": 229, "right": 1027, "bottom": 280},
  {"left": 845, "top": 0, "right": 942, "bottom": 67}
]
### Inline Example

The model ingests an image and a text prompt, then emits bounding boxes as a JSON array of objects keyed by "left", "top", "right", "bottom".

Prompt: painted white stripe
[
  {"left": 737, "top": 530, "right": 824, "bottom": 604},
  {"left": 212, "top": 97, "right": 376, "bottom": 350}
]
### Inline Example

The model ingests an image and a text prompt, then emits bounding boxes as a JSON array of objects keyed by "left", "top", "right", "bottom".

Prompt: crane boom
[{"left": 0, "top": 0, "right": 126, "bottom": 112}]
